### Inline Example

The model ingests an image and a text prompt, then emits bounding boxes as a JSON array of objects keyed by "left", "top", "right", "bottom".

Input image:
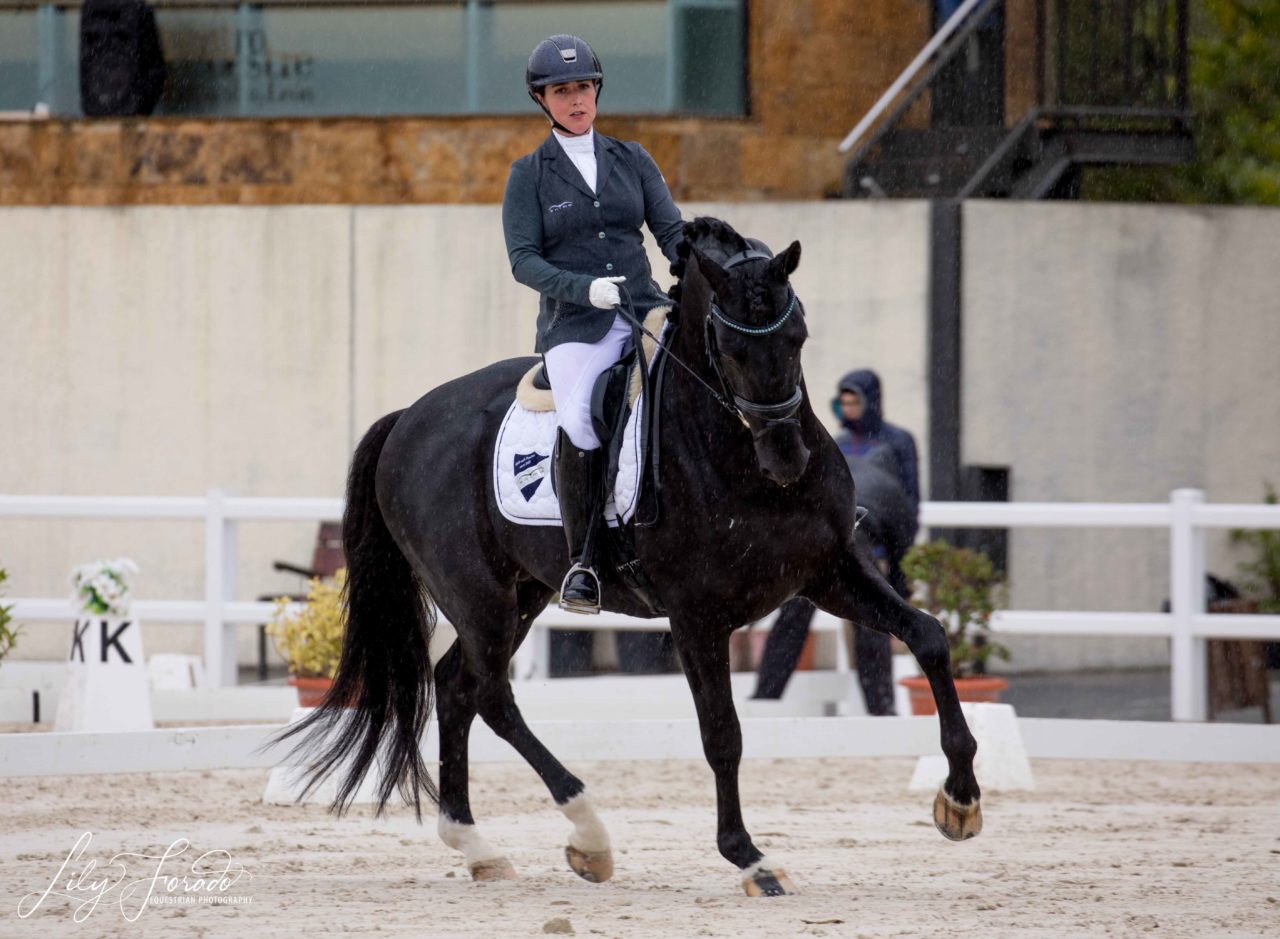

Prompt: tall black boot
[{"left": 555, "top": 429, "right": 605, "bottom": 615}]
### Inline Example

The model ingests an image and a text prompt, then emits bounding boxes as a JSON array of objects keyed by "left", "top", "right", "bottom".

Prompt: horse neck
[
  {"left": 669, "top": 277, "right": 719, "bottom": 384},
  {"left": 662, "top": 282, "right": 760, "bottom": 465}
]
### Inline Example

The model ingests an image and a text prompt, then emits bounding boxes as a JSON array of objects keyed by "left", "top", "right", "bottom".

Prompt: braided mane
[{"left": 667, "top": 216, "right": 752, "bottom": 308}]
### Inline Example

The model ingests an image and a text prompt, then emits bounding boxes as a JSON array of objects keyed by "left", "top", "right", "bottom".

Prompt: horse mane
[{"left": 667, "top": 216, "right": 752, "bottom": 308}]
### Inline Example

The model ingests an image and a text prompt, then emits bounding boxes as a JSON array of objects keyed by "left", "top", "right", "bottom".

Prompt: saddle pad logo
[
  {"left": 514, "top": 452, "right": 550, "bottom": 502},
  {"left": 549, "top": 201, "right": 573, "bottom": 214}
]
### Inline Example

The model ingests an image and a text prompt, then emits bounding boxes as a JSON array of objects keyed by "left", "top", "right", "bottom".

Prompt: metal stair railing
[
  {"left": 838, "top": 0, "right": 1007, "bottom": 196},
  {"left": 838, "top": 0, "right": 1005, "bottom": 155}
]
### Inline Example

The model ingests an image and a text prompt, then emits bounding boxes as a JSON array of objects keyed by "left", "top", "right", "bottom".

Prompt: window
[
  {"left": 1, "top": 0, "right": 747, "bottom": 118},
  {"left": 0, "top": 12, "right": 38, "bottom": 111}
]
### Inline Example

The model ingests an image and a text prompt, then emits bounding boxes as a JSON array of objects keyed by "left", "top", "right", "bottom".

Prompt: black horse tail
[{"left": 263, "top": 408, "right": 438, "bottom": 820}]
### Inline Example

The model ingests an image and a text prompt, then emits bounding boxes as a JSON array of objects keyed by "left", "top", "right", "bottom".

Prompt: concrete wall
[
  {"left": 963, "top": 202, "right": 1280, "bottom": 669},
  {"left": 7, "top": 201, "right": 1275, "bottom": 674},
  {"left": 0, "top": 202, "right": 932, "bottom": 666}
]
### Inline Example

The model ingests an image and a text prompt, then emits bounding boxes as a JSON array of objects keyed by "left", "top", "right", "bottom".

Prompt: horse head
[{"left": 678, "top": 217, "right": 810, "bottom": 487}]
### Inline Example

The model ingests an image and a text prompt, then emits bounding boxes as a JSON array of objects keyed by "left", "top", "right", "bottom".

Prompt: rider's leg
[{"left": 544, "top": 314, "right": 632, "bottom": 613}]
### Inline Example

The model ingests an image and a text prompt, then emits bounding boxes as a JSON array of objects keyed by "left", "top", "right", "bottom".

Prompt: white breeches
[{"left": 543, "top": 313, "right": 633, "bottom": 450}]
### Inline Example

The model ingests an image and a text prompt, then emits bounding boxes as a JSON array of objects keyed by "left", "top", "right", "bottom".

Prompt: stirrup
[{"left": 559, "top": 563, "right": 601, "bottom": 615}]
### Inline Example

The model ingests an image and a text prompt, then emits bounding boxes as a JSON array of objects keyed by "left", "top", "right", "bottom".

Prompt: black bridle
[
  {"left": 703, "top": 250, "right": 805, "bottom": 436},
  {"left": 614, "top": 249, "right": 805, "bottom": 435}
]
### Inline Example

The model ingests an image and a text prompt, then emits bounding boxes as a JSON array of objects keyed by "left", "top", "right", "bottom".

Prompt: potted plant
[
  {"left": 898, "top": 541, "right": 1011, "bottom": 716},
  {"left": 0, "top": 567, "right": 21, "bottom": 669},
  {"left": 266, "top": 569, "right": 347, "bottom": 707}
]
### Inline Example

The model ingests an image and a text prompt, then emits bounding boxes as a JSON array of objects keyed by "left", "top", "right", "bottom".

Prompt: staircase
[{"left": 840, "top": 0, "right": 1193, "bottom": 200}]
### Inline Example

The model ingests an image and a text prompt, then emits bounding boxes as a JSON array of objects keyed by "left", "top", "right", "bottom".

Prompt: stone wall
[{"left": 0, "top": 0, "right": 944, "bottom": 205}]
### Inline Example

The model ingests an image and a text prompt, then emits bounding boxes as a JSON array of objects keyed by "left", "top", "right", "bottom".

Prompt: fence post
[
  {"left": 204, "top": 489, "right": 239, "bottom": 688},
  {"left": 1169, "top": 488, "right": 1207, "bottom": 721},
  {"left": 512, "top": 627, "right": 536, "bottom": 682}
]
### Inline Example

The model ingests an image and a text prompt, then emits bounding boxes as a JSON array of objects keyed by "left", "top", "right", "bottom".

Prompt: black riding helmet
[{"left": 526, "top": 34, "right": 603, "bottom": 131}]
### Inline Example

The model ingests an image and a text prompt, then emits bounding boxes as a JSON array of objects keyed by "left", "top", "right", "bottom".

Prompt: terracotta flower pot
[
  {"left": 899, "top": 675, "right": 1009, "bottom": 716},
  {"left": 288, "top": 675, "right": 334, "bottom": 708}
]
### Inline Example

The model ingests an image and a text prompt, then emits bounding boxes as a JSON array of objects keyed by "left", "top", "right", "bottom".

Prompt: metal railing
[
  {"left": 838, "top": 0, "right": 1191, "bottom": 198},
  {"left": 3, "top": 488, "right": 1279, "bottom": 721},
  {"left": 838, "top": 0, "right": 997, "bottom": 156}
]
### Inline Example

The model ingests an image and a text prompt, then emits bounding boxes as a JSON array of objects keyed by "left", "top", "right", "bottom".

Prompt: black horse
[{"left": 272, "top": 216, "right": 981, "bottom": 897}]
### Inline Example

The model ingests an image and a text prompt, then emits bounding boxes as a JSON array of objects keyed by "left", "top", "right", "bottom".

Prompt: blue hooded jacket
[{"left": 832, "top": 369, "right": 921, "bottom": 527}]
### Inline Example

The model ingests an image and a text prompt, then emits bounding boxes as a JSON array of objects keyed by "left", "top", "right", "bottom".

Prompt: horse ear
[
  {"left": 771, "top": 241, "right": 801, "bottom": 281},
  {"left": 692, "top": 247, "right": 733, "bottom": 299}
]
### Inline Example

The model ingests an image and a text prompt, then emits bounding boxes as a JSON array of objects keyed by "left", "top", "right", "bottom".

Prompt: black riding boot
[{"left": 555, "top": 429, "right": 605, "bottom": 615}]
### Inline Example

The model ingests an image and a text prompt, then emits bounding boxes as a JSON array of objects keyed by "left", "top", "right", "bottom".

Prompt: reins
[
  {"left": 613, "top": 248, "right": 804, "bottom": 436},
  {"left": 614, "top": 285, "right": 745, "bottom": 424}
]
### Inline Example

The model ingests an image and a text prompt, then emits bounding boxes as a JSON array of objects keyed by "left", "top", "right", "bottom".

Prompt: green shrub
[
  {"left": 1230, "top": 482, "right": 1280, "bottom": 614},
  {"left": 0, "top": 568, "right": 21, "bottom": 667},
  {"left": 901, "top": 541, "right": 1010, "bottom": 678},
  {"left": 266, "top": 570, "right": 346, "bottom": 679}
]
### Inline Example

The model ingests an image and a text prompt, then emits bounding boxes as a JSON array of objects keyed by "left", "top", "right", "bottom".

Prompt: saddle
[{"left": 513, "top": 307, "right": 672, "bottom": 616}]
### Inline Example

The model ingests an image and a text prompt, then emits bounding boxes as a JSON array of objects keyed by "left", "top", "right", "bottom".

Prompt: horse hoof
[
  {"left": 742, "top": 866, "right": 799, "bottom": 897},
  {"left": 933, "top": 787, "right": 983, "bottom": 842},
  {"left": 565, "top": 844, "right": 614, "bottom": 883},
  {"left": 469, "top": 857, "right": 518, "bottom": 882}
]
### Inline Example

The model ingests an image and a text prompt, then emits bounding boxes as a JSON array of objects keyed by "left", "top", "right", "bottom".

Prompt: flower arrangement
[
  {"left": 0, "top": 567, "right": 20, "bottom": 666},
  {"left": 70, "top": 558, "right": 139, "bottom": 618},
  {"left": 901, "top": 540, "right": 1010, "bottom": 679},
  {"left": 266, "top": 569, "right": 347, "bottom": 679}
]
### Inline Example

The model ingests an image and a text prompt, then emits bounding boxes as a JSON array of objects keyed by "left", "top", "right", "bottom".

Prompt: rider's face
[{"left": 539, "top": 80, "right": 597, "bottom": 136}]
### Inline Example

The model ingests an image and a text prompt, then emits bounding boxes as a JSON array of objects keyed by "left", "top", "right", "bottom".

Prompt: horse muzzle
[{"left": 752, "top": 419, "right": 810, "bottom": 487}]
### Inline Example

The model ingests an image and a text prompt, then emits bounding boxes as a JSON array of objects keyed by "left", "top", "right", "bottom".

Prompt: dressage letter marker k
[
  {"left": 100, "top": 620, "right": 133, "bottom": 663},
  {"left": 69, "top": 619, "right": 90, "bottom": 662}
]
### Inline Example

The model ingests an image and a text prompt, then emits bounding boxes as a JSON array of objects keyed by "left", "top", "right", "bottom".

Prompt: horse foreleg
[
  {"left": 672, "top": 620, "right": 799, "bottom": 897},
  {"left": 809, "top": 545, "right": 983, "bottom": 841}
]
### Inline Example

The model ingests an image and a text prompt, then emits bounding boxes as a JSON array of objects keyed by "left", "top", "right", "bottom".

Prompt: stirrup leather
[{"left": 559, "top": 563, "right": 601, "bottom": 615}]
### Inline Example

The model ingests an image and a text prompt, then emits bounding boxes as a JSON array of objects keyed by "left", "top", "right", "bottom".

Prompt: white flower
[{"left": 69, "top": 558, "right": 139, "bottom": 615}]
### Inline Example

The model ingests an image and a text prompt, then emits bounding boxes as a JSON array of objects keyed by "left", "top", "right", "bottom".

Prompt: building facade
[{"left": 0, "top": 0, "right": 1040, "bottom": 204}]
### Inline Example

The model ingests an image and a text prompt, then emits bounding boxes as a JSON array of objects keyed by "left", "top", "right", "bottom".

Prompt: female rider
[{"left": 502, "top": 34, "right": 684, "bottom": 614}]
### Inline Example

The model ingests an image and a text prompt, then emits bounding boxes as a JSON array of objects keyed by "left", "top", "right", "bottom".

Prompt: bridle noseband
[{"left": 704, "top": 249, "right": 805, "bottom": 435}]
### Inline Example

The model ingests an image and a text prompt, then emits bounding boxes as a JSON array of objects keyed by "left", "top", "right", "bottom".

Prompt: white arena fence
[{"left": 2, "top": 488, "right": 1279, "bottom": 723}]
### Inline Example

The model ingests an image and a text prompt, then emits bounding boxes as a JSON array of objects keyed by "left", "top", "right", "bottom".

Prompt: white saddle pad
[{"left": 494, "top": 395, "right": 646, "bottom": 527}]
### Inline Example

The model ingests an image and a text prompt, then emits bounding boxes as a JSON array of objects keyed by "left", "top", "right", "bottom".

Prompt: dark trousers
[
  {"left": 549, "top": 629, "right": 676, "bottom": 676},
  {"left": 752, "top": 597, "right": 898, "bottom": 715}
]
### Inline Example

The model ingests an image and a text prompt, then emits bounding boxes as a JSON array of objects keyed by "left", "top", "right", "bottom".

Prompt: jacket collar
[{"left": 539, "top": 130, "right": 616, "bottom": 198}]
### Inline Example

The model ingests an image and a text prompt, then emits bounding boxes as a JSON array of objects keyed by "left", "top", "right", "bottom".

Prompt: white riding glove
[{"left": 588, "top": 275, "right": 627, "bottom": 310}]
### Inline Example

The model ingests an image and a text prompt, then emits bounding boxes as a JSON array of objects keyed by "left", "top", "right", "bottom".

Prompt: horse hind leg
[
  {"left": 433, "top": 640, "right": 517, "bottom": 881},
  {"left": 475, "top": 668, "right": 615, "bottom": 883},
  {"left": 810, "top": 545, "right": 982, "bottom": 842},
  {"left": 462, "top": 580, "right": 615, "bottom": 884}
]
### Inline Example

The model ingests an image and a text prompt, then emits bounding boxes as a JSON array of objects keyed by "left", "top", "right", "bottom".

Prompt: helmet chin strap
[{"left": 535, "top": 99, "right": 579, "bottom": 136}]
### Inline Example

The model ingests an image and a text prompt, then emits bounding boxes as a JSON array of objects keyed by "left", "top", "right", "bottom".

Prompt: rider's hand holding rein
[
  {"left": 500, "top": 34, "right": 684, "bottom": 614},
  {"left": 589, "top": 275, "right": 626, "bottom": 309}
]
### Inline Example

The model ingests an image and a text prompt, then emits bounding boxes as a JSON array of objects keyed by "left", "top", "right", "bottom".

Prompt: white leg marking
[
  {"left": 560, "top": 791, "right": 611, "bottom": 854},
  {"left": 437, "top": 813, "right": 505, "bottom": 867},
  {"left": 742, "top": 856, "right": 781, "bottom": 881},
  {"left": 940, "top": 786, "right": 979, "bottom": 809}
]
